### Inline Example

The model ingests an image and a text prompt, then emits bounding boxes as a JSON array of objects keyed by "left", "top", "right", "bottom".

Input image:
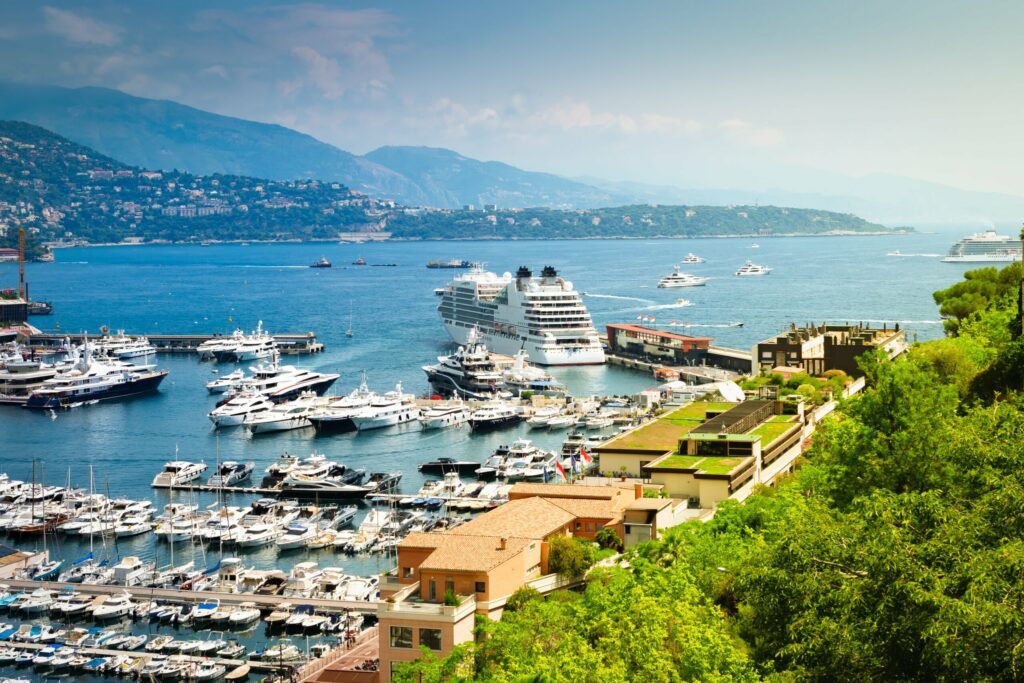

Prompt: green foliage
[
  {"left": 932, "top": 262, "right": 1021, "bottom": 334},
  {"left": 443, "top": 588, "right": 460, "bottom": 606},
  {"left": 595, "top": 528, "right": 623, "bottom": 552},
  {"left": 505, "top": 585, "right": 542, "bottom": 613},
  {"left": 547, "top": 535, "right": 596, "bottom": 578}
]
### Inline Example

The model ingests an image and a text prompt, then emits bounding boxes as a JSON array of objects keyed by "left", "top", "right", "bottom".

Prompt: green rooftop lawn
[
  {"left": 749, "top": 418, "right": 798, "bottom": 445},
  {"left": 603, "top": 402, "right": 733, "bottom": 451},
  {"left": 654, "top": 454, "right": 750, "bottom": 475}
]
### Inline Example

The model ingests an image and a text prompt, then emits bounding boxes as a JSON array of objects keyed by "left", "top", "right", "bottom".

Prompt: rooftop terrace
[
  {"left": 646, "top": 454, "right": 751, "bottom": 476},
  {"left": 598, "top": 402, "right": 733, "bottom": 452}
]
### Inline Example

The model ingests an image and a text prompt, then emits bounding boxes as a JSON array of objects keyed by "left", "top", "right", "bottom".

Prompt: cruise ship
[
  {"left": 943, "top": 230, "right": 1022, "bottom": 263},
  {"left": 436, "top": 265, "right": 605, "bottom": 366}
]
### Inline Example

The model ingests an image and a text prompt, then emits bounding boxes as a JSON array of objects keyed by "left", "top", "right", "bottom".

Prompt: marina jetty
[{"left": 28, "top": 330, "right": 324, "bottom": 355}]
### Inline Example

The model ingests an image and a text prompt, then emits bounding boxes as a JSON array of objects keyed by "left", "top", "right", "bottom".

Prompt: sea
[{"left": 0, "top": 231, "right": 978, "bottom": 668}]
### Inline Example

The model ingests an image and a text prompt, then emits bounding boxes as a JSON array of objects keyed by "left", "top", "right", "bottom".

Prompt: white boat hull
[
  {"left": 352, "top": 410, "right": 420, "bottom": 431},
  {"left": 443, "top": 322, "right": 604, "bottom": 366},
  {"left": 247, "top": 416, "right": 311, "bottom": 433}
]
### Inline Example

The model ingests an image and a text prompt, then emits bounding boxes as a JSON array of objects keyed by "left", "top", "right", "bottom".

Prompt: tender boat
[{"left": 735, "top": 260, "right": 772, "bottom": 276}]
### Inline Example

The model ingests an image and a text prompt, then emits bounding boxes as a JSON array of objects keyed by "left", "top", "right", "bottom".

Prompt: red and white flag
[
  {"left": 555, "top": 461, "right": 568, "bottom": 480},
  {"left": 579, "top": 447, "right": 592, "bottom": 464}
]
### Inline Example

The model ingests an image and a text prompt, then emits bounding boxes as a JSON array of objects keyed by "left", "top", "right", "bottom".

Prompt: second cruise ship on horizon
[{"left": 437, "top": 265, "right": 605, "bottom": 366}]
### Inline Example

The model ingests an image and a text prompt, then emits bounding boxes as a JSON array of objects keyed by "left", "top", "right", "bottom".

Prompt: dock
[
  {"left": 1, "top": 578, "right": 381, "bottom": 616},
  {"left": 27, "top": 331, "right": 324, "bottom": 355},
  {"left": 0, "top": 639, "right": 267, "bottom": 673}
]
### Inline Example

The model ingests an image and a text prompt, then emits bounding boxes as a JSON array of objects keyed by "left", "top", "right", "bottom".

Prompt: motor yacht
[
  {"left": 221, "top": 357, "right": 339, "bottom": 402},
  {"left": 24, "top": 344, "right": 168, "bottom": 409},
  {"left": 350, "top": 384, "right": 420, "bottom": 431},
  {"left": 276, "top": 523, "right": 317, "bottom": 550},
  {"left": 95, "top": 331, "right": 156, "bottom": 359},
  {"left": 681, "top": 252, "right": 705, "bottom": 264},
  {"left": 197, "top": 330, "right": 244, "bottom": 361},
  {"left": 735, "top": 260, "right": 772, "bottom": 276},
  {"left": 526, "top": 405, "right": 562, "bottom": 429},
  {"left": 658, "top": 266, "right": 709, "bottom": 288},
  {"left": 205, "top": 369, "right": 245, "bottom": 393},
  {"left": 306, "top": 372, "right": 375, "bottom": 433},
  {"left": 501, "top": 350, "right": 567, "bottom": 396},
  {"left": 92, "top": 592, "right": 134, "bottom": 620},
  {"left": 469, "top": 403, "right": 522, "bottom": 431},
  {"left": 419, "top": 402, "right": 470, "bottom": 430},
  {"left": 208, "top": 388, "right": 274, "bottom": 427},
  {"left": 244, "top": 391, "right": 327, "bottom": 433},
  {"left": 208, "top": 461, "right": 255, "bottom": 487},
  {"left": 212, "top": 321, "right": 276, "bottom": 362},
  {"left": 151, "top": 461, "right": 207, "bottom": 487},
  {"left": 422, "top": 327, "right": 506, "bottom": 398}
]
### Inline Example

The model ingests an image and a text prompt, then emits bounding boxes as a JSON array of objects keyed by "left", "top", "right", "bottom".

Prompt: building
[
  {"left": 377, "top": 484, "right": 643, "bottom": 681},
  {"left": 0, "top": 298, "right": 28, "bottom": 324},
  {"left": 0, "top": 248, "right": 18, "bottom": 263},
  {"left": 754, "top": 322, "right": 907, "bottom": 377},
  {"left": 596, "top": 399, "right": 805, "bottom": 510},
  {"left": 605, "top": 324, "right": 751, "bottom": 374}
]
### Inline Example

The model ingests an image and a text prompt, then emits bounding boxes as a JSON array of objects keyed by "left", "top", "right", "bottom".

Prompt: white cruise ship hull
[
  {"left": 442, "top": 322, "right": 604, "bottom": 366},
  {"left": 943, "top": 254, "right": 1021, "bottom": 263}
]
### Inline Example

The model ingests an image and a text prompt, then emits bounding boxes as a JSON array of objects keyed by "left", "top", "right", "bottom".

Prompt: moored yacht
[
  {"left": 244, "top": 391, "right": 328, "bottom": 434},
  {"left": 223, "top": 357, "right": 339, "bottom": 402},
  {"left": 24, "top": 344, "right": 168, "bottom": 409},
  {"left": 422, "top": 327, "right": 505, "bottom": 398},
  {"left": 419, "top": 402, "right": 470, "bottom": 430},
  {"left": 305, "top": 372, "right": 375, "bottom": 433},
  {"left": 207, "top": 461, "right": 255, "bottom": 487},
  {"left": 349, "top": 384, "right": 420, "bottom": 431},
  {"left": 213, "top": 321, "right": 277, "bottom": 362},
  {"left": 0, "top": 360, "right": 61, "bottom": 405},
  {"left": 208, "top": 388, "right": 274, "bottom": 427},
  {"left": 151, "top": 461, "right": 208, "bottom": 488},
  {"left": 468, "top": 403, "right": 522, "bottom": 431},
  {"left": 95, "top": 331, "right": 156, "bottom": 359}
]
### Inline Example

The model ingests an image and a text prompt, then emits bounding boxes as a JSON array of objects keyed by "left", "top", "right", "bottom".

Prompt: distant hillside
[
  {"left": 0, "top": 120, "right": 896, "bottom": 244},
  {"left": 365, "top": 146, "right": 625, "bottom": 209},
  {"left": 0, "top": 82, "right": 429, "bottom": 205}
]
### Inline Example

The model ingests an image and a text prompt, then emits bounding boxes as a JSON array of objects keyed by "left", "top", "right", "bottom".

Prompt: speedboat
[
  {"left": 192, "top": 599, "right": 220, "bottom": 621},
  {"left": 735, "top": 260, "right": 772, "bottom": 276},
  {"left": 92, "top": 592, "right": 134, "bottom": 620},
  {"left": 275, "top": 523, "right": 316, "bottom": 551},
  {"left": 658, "top": 266, "right": 708, "bottom": 288},
  {"left": 228, "top": 602, "right": 261, "bottom": 626},
  {"left": 208, "top": 461, "right": 255, "bottom": 486},
  {"left": 151, "top": 460, "right": 207, "bottom": 487}
]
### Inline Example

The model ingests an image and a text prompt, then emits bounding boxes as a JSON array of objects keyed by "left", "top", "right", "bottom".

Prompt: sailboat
[{"left": 345, "top": 303, "right": 354, "bottom": 338}]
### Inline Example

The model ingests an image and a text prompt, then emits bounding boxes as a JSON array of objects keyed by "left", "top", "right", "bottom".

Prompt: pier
[
  {"left": 1, "top": 578, "right": 381, "bottom": 616},
  {"left": 0, "top": 639, "right": 265, "bottom": 674},
  {"left": 27, "top": 331, "right": 325, "bottom": 355}
]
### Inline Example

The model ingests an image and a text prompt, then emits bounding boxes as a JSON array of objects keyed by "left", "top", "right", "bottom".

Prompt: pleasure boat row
[
  {"left": 205, "top": 354, "right": 339, "bottom": 402},
  {"left": 196, "top": 321, "right": 277, "bottom": 362}
]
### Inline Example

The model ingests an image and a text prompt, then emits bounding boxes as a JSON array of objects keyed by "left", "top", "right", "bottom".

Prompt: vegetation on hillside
[
  {"left": 0, "top": 120, "right": 897, "bottom": 245},
  {"left": 397, "top": 262, "right": 1024, "bottom": 682}
]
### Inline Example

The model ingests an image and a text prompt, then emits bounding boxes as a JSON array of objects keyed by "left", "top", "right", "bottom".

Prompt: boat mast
[{"left": 17, "top": 227, "right": 25, "bottom": 300}]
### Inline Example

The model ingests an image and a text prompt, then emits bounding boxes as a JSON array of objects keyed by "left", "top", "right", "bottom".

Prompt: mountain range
[{"left": 1, "top": 82, "right": 1020, "bottom": 226}]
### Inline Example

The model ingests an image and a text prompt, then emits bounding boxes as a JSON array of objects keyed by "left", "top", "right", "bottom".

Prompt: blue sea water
[
  {"left": 0, "top": 233, "right": 968, "bottom": 578},
  {"left": 0, "top": 232, "right": 982, "bottom": 673}
]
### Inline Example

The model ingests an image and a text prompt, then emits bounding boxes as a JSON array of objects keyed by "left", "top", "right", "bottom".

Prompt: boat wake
[
  {"left": 583, "top": 292, "right": 654, "bottom": 304},
  {"left": 643, "top": 302, "right": 695, "bottom": 310},
  {"left": 667, "top": 322, "right": 744, "bottom": 328},
  {"left": 887, "top": 252, "right": 941, "bottom": 258},
  {"left": 228, "top": 265, "right": 310, "bottom": 269}
]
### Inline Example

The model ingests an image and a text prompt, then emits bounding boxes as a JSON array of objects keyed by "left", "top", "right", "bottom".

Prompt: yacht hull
[{"left": 24, "top": 371, "right": 168, "bottom": 409}]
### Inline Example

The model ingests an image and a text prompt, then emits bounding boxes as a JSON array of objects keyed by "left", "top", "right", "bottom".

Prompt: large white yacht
[
  {"left": 0, "top": 360, "right": 62, "bottom": 405},
  {"left": 437, "top": 265, "right": 604, "bottom": 366},
  {"left": 943, "top": 230, "right": 1022, "bottom": 262},
  {"left": 658, "top": 266, "right": 709, "bottom": 288},
  {"left": 208, "top": 388, "right": 274, "bottom": 427},
  {"left": 244, "top": 391, "right": 329, "bottom": 434},
  {"left": 95, "top": 331, "right": 157, "bottom": 359},
  {"left": 24, "top": 345, "right": 168, "bottom": 409},
  {"left": 197, "top": 330, "right": 244, "bottom": 361},
  {"left": 422, "top": 327, "right": 506, "bottom": 398},
  {"left": 350, "top": 384, "right": 420, "bottom": 431},
  {"left": 213, "top": 322, "right": 276, "bottom": 362},
  {"left": 735, "top": 261, "right": 773, "bottom": 276},
  {"left": 305, "top": 373, "right": 377, "bottom": 433},
  {"left": 681, "top": 252, "right": 705, "bottom": 264},
  {"left": 219, "top": 356, "right": 339, "bottom": 401}
]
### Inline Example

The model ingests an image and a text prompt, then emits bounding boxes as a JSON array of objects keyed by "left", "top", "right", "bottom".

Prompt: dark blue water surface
[{"left": 0, "top": 234, "right": 966, "bottom": 578}]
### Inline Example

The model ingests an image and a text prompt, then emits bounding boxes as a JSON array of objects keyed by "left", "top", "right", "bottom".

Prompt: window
[
  {"left": 390, "top": 626, "right": 413, "bottom": 649},
  {"left": 402, "top": 566, "right": 413, "bottom": 579},
  {"left": 585, "top": 522, "right": 595, "bottom": 532},
  {"left": 575, "top": 521, "right": 582, "bottom": 531},
  {"left": 445, "top": 579, "right": 455, "bottom": 595},
  {"left": 419, "top": 628, "right": 442, "bottom": 651},
  {"left": 625, "top": 524, "right": 632, "bottom": 534},
  {"left": 474, "top": 581, "right": 486, "bottom": 593},
  {"left": 428, "top": 579, "right": 436, "bottom": 601}
]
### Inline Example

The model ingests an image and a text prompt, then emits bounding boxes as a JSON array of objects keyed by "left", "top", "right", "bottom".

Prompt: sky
[{"left": 0, "top": 0, "right": 1022, "bottom": 196}]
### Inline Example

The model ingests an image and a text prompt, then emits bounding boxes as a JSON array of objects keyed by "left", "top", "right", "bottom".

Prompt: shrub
[
  {"left": 595, "top": 528, "right": 623, "bottom": 552},
  {"left": 443, "top": 588, "right": 459, "bottom": 606},
  {"left": 548, "top": 535, "right": 597, "bottom": 578},
  {"left": 505, "top": 585, "right": 542, "bottom": 612}
]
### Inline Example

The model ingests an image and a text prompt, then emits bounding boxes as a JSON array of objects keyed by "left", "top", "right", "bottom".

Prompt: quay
[
  {"left": 27, "top": 331, "right": 325, "bottom": 355},
  {"left": 0, "top": 639, "right": 265, "bottom": 674},
  {"left": 1, "top": 578, "right": 381, "bottom": 616}
]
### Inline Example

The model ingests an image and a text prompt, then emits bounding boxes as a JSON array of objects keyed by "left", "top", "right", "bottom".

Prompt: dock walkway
[
  {"left": 1, "top": 578, "right": 381, "bottom": 616},
  {"left": 28, "top": 331, "right": 324, "bottom": 355}
]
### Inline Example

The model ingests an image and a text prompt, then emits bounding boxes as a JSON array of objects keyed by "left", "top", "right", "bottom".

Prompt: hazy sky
[{"left": 1, "top": 0, "right": 1021, "bottom": 195}]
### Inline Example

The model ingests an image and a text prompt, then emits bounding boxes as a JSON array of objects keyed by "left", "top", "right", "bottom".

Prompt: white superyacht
[{"left": 437, "top": 265, "right": 604, "bottom": 366}]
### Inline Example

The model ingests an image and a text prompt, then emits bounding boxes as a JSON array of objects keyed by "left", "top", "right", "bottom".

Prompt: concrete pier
[{"left": 28, "top": 331, "right": 324, "bottom": 355}]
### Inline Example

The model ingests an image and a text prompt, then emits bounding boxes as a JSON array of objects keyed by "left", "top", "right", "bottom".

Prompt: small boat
[
  {"left": 225, "top": 663, "right": 252, "bottom": 680},
  {"left": 310, "top": 257, "right": 332, "bottom": 269},
  {"left": 352, "top": 257, "right": 366, "bottom": 266},
  {"left": 228, "top": 601, "right": 261, "bottom": 626},
  {"left": 417, "top": 457, "right": 480, "bottom": 475},
  {"left": 194, "top": 661, "right": 228, "bottom": 681}
]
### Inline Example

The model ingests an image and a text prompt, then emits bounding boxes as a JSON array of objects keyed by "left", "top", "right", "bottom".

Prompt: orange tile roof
[
  {"left": 449, "top": 497, "right": 574, "bottom": 540},
  {"left": 508, "top": 482, "right": 619, "bottom": 500},
  {"left": 544, "top": 497, "right": 623, "bottom": 522},
  {"left": 417, "top": 535, "right": 534, "bottom": 572}
]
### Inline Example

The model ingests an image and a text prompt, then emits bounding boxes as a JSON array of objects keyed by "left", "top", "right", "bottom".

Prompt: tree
[
  {"left": 595, "top": 528, "right": 623, "bottom": 552},
  {"left": 547, "top": 535, "right": 596, "bottom": 578}
]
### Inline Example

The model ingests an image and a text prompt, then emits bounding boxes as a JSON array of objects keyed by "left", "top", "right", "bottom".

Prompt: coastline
[{"left": 47, "top": 229, "right": 914, "bottom": 250}]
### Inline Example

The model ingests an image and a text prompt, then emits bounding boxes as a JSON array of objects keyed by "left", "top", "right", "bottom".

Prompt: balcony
[{"left": 380, "top": 582, "right": 477, "bottom": 620}]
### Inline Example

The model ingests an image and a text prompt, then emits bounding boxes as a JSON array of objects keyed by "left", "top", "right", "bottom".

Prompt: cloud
[
  {"left": 42, "top": 6, "right": 121, "bottom": 46},
  {"left": 720, "top": 119, "right": 784, "bottom": 147},
  {"left": 292, "top": 46, "right": 345, "bottom": 99},
  {"left": 530, "top": 99, "right": 701, "bottom": 136}
]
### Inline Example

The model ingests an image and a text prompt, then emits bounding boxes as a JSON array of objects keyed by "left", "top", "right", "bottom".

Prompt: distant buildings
[
  {"left": 605, "top": 324, "right": 751, "bottom": 374},
  {"left": 753, "top": 322, "right": 907, "bottom": 377}
]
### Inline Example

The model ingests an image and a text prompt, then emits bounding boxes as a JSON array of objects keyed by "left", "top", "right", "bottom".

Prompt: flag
[
  {"left": 651, "top": 316, "right": 656, "bottom": 323},
  {"left": 571, "top": 453, "right": 580, "bottom": 473},
  {"left": 555, "top": 460, "right": 567, "bottom": 480},
  {"left": 580, "top": 447, "right": 592, "bottom": 464}
]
